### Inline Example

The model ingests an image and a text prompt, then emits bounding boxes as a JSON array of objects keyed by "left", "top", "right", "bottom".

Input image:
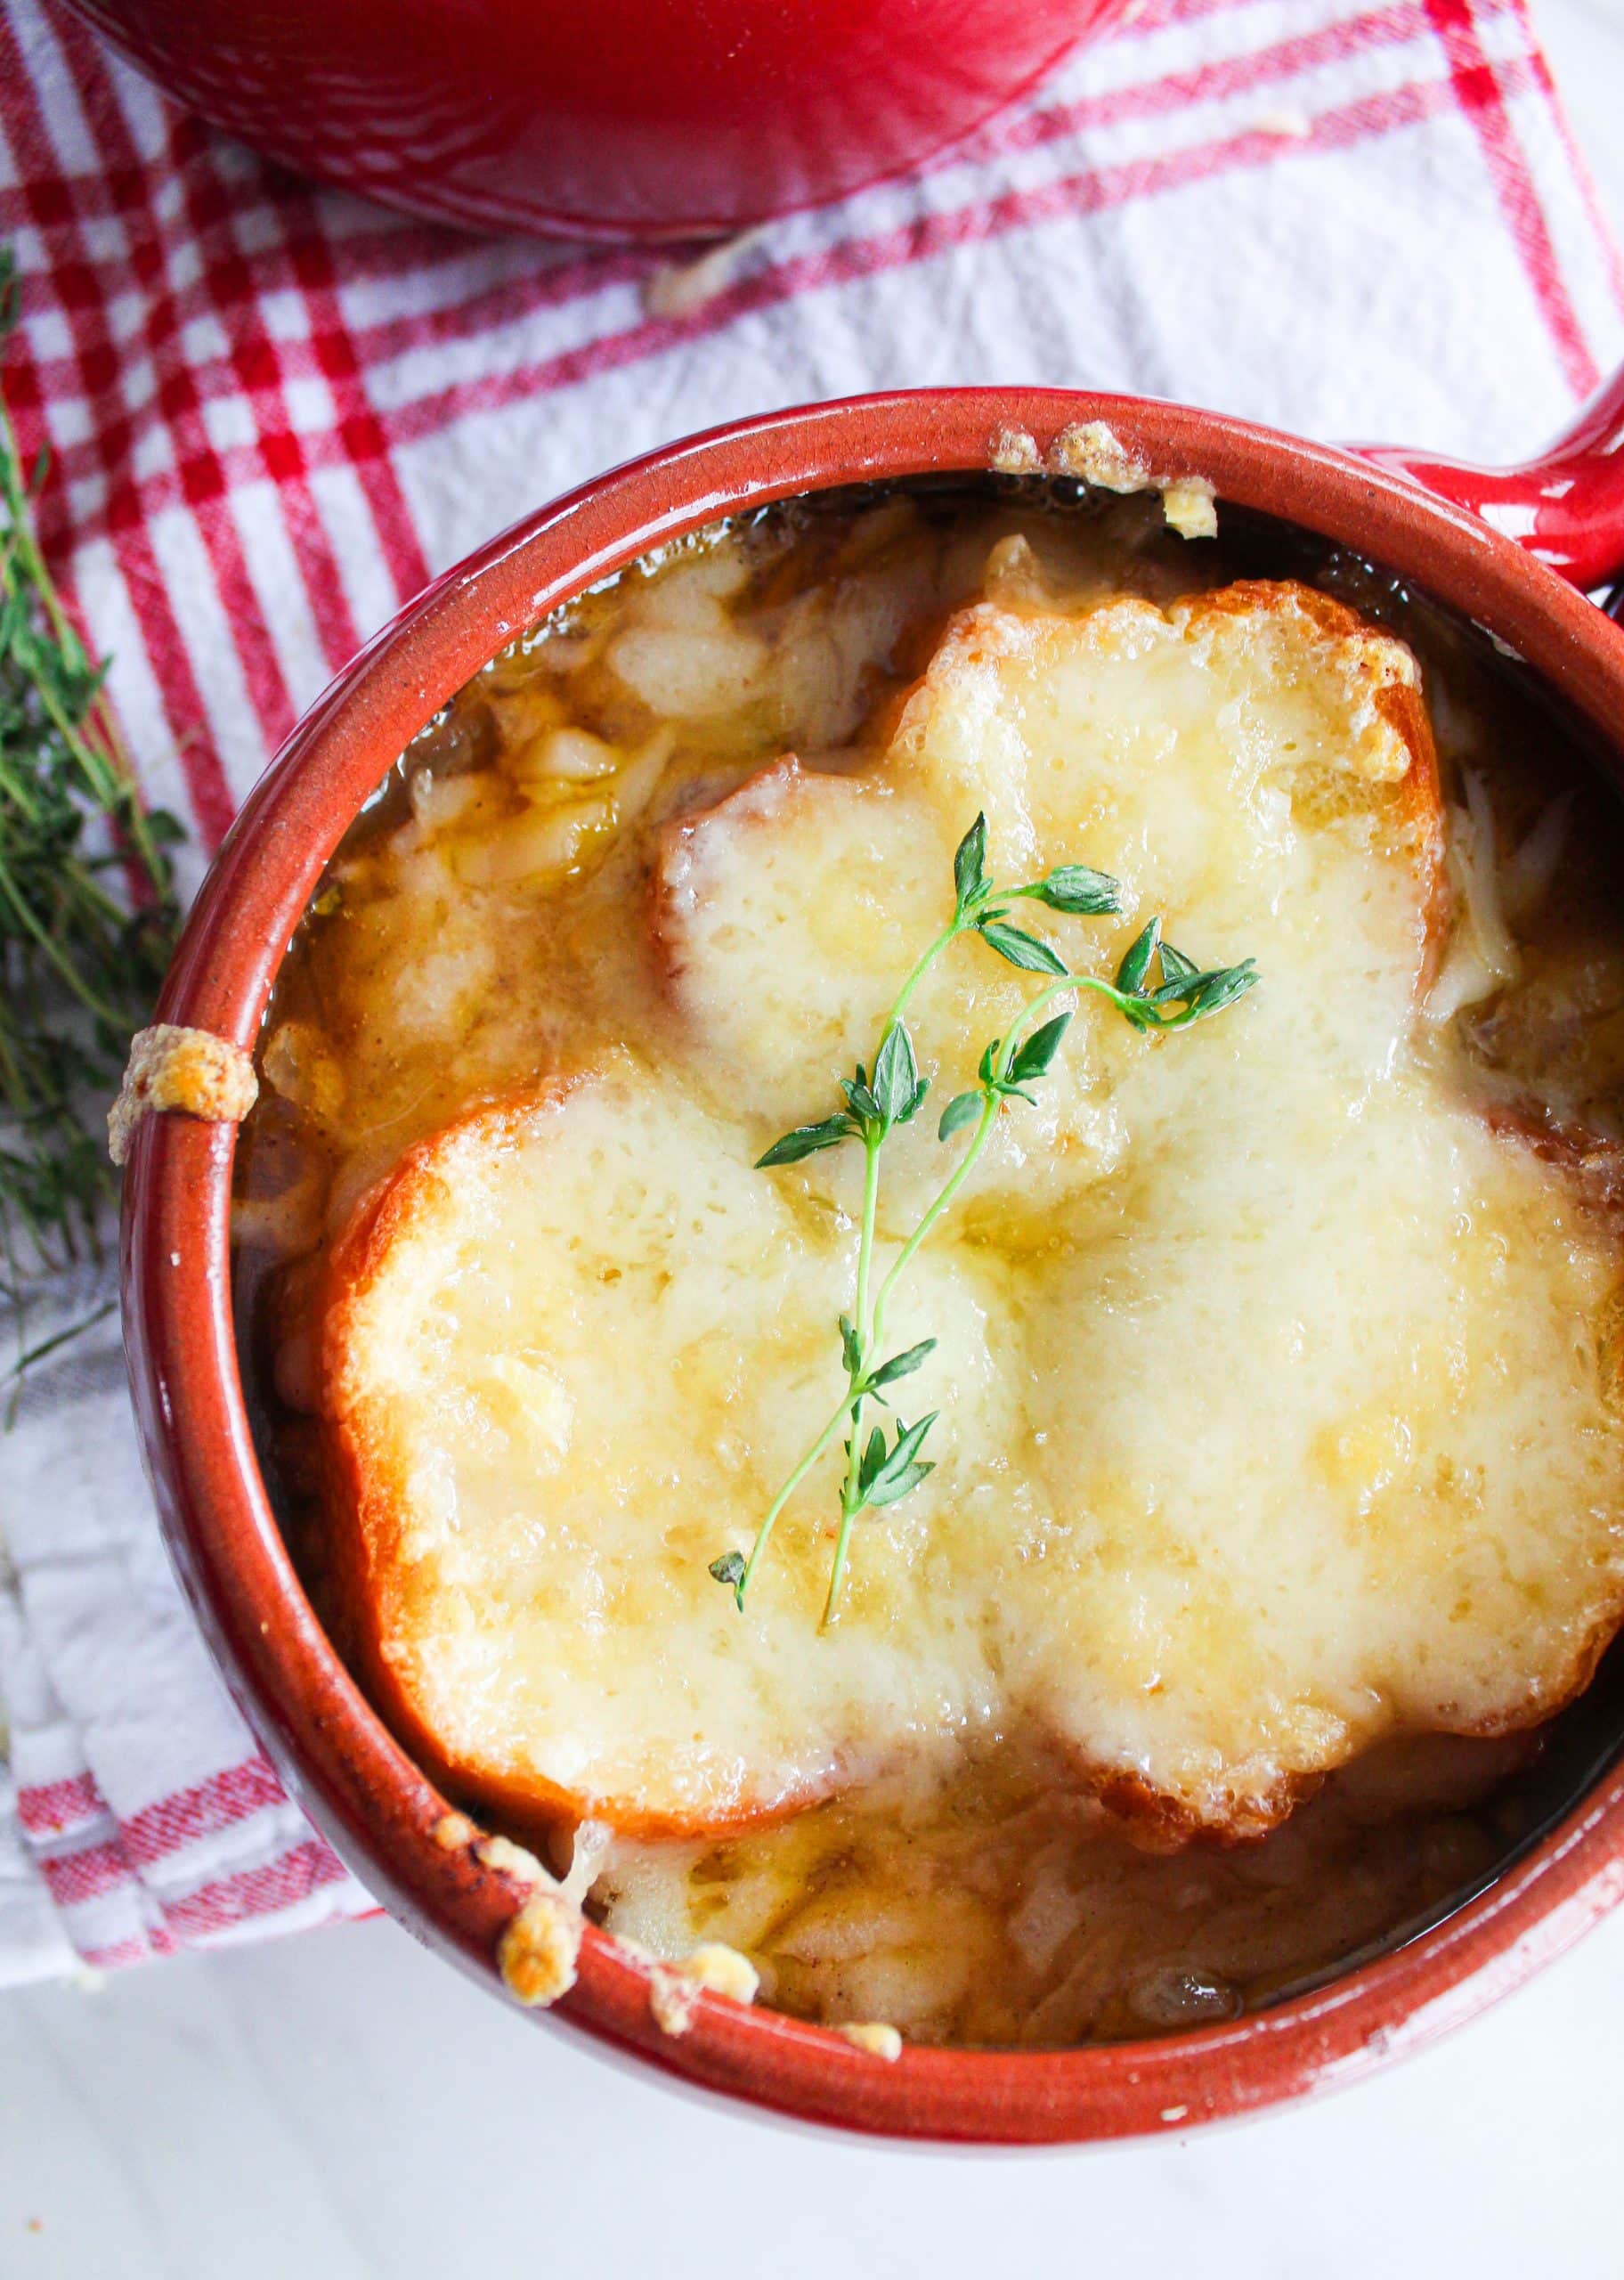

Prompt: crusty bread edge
[
  {"left": 316, "top": 1071, "right": 840, "bottom": 1846},
  {"left": 648, "top": 581, "right": 1449, "bottom": 1027},
  {"left": 1177, "top": 579, "right": 1449, "bottom": 991}
]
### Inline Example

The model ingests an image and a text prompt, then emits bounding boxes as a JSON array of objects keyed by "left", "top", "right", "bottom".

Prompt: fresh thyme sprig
[
  {"left": 0, "top": 246, "right": 184, "bottom": 1380},
  {"left": 711, "top": 811, "right": 1258, "bottom": 1624}
]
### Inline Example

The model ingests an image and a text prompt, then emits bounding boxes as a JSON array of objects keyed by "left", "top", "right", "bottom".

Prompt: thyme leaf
[
  {"left": 952, "top": 811, "right": 989, "bottom": 914},
  {"left": 866, "top": 1337, "right": 936, "bottom": 1395},
  {"left": 1114, "top": 915, "right": 1162, "bottom": 998},
  {"left": 977, "top": 919, "right": 1069, "bottom": 977},
  {"left": 861, "top": 1413, "right": 938, "bottom": 1508},
  {"left": 871, "top": 1019, "right": 925, "bottom": 1130},
  {"left": 709, "top": 1550, "right": 747, "bottom": 1603},
  {"left": 756, "top": 1113, "right": 855, "bottom": 1168},
  {"left": 1015, "top": 864, "right": 1123, "bottom": 916},
  {"left": 1006, "top": 1011, "right": 1073, "bottom": 1084}
]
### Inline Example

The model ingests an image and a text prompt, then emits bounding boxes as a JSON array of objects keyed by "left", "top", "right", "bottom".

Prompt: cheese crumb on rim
[
  {"left": 1046, "top": 420, "right": 1218, "bottom": 538},
  {"left": 498, "top": 1890, "right": 582, "bottom": 2008},
  {"left": 109, "top": 1022, "right": 258, "bottom": 1164},
  {"left": 475, "top": 1833, "right": 551, "bottom": 1888},
  {"left": 990, "top": 425, "right": 1043, "bottom": 475},
  {"left": 836, "top": 2022, "right": 904, "bottom": 2061},
  {"left": 648, "top": 1941, "right": 761, "bottom": 2036}
]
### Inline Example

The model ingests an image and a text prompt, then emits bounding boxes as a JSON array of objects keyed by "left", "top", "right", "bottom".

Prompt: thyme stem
[
  {"left": 888, "top": 917, "right": 962, "bottom": 1026},
  {"left": 824, "top": 1411, "right": 870, "bottom": 1628},
  {"left": 736, "top": 1383, "right": 862, "bottom": 1606},
  {"left": 868, "top": 1092, "right": 998, "bottom": 1364},
  {"left": 723, "top": 808, "right": 1257, "bottom": 1622},
  {"left": 828, "top": 1126, "right": 886, "bottom": 1619}
]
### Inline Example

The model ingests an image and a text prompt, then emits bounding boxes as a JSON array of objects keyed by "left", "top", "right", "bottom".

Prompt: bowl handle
[{"left": 1359, "top": 363, "right": 1624, "bottom": 594}]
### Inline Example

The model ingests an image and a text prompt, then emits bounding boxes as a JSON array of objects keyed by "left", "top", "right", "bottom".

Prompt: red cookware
[
  {"left": 55, "top": 0, "right": 1112, "bottom": 240},
  {"left": 123, "top": 372, "right": 1624, "bottom": 2141}
]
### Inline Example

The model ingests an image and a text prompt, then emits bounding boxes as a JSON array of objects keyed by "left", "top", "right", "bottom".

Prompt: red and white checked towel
[{"left": 1, "top": 0, "right": 1621, "bottom": 1984}]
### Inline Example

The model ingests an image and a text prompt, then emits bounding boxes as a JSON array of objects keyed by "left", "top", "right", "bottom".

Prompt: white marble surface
[
  {"left": 4, "top": 1898, "right": 1624, "bottom": 2279},
  {"left": 7, "top": 14, "right": 1624, "bottom": 2273}
]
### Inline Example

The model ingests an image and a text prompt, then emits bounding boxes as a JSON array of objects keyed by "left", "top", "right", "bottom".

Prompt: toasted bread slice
[
  {"left": 321, "top": 1054, "right": 1018, "bottom": 1839},
  {"left": 999, "top": 1058, "right": 1624, "bottom": 1838},
  {"left": 654, "top": 583, "right": 1442, "bottom": 1234},
  {"left": 890, "top": 579, "right": 1441, "bottom": 958}
]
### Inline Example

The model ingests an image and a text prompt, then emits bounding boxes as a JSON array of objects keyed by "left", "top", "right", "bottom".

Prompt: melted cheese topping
[
  {"left": 327, "top": 1058, "right": 1015, "bottom": 1834},
  {"left": 321, "top": 579, "right": 1624, "bottom": 1844}
]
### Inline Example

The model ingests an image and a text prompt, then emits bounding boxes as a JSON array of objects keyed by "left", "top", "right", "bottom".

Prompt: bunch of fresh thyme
[
  {"left": 0, "top": 247, "right": 183, "bottom": 1377},
  {"left": 710, "top": 812, "right": 1257, "bottom": 1624}
]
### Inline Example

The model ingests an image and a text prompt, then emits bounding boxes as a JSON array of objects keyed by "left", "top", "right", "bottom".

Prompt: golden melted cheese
[
  {"left": 325, "top": 1056, "right": 1016, "bottom": 1835},
  {"left": 320, "top": 577, "right": 1624, "bottom": 1849}
]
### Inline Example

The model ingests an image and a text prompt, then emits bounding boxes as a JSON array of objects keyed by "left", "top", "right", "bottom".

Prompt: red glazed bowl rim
[{"left": 122, "top": 385, "right": 1624, "bottom": 2146}]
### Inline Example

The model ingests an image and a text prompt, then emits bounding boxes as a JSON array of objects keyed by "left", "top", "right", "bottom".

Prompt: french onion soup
[{"left": 234, "top": 478, "right": 1624, "bottom": 2048}]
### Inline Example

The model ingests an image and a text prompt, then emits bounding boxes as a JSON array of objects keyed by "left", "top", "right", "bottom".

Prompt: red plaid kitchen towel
[{"left": 1, "top": 0, "right": 1620, "bottom": 1982}]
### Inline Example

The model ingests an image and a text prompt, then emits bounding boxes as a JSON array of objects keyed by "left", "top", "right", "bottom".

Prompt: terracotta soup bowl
[{"left": 122, "top": 379, "right": 1624, "bottom": 2144}]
